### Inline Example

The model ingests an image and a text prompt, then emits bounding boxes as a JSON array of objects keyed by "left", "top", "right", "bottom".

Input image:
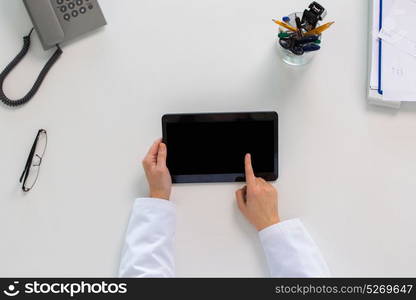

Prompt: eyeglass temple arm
[{"left": 19, "top": 130, "right": 42, "bottom": 183}]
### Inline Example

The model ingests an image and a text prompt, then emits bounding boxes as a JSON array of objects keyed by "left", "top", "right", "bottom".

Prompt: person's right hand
[
  {"left": 235, "top": 154, "right": 280, "bottom": 231},
  {"left": 142, "top": 139, "right": 172, "bottom": 200}
]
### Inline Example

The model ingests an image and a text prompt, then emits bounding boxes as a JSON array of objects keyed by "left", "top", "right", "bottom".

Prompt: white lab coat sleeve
[
  {"left": 259, "top": 219, "right": 330, "bottom": 277},
  {"left": 118, "top": 197, "right": 176, "bottom": 278}
]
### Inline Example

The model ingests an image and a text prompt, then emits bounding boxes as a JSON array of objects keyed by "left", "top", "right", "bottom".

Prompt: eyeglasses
[{"left": 19, "top": 129, "right": 48, "bottom": 192}]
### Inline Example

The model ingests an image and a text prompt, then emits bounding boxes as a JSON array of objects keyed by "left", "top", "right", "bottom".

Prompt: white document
[
  {"left": 379, "top": 0, "right": 416, "bottom": 57},
  {"left": 382, "top": 40, "right": 416, "bottom": 101}
]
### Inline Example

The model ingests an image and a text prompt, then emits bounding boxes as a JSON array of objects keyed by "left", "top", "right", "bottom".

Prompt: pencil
[
  {"left": 272, "top": 19, "right": 297, "bottom": 32},
  {"left": 305, "top": 22, "right": 335, "bottom": 36}
]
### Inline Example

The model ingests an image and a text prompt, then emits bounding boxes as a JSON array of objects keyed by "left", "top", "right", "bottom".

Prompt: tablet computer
[{"left": 162, "top": 112, "right": 278, "bottom": 183}]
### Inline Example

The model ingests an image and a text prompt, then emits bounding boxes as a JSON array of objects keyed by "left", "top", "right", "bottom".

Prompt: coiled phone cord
[{"left": 0, "top": 28, "right": 63, "bottom": 107}]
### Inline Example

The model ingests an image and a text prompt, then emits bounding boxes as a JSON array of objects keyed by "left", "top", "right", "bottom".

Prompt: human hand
[
  {"left": 235, "top": 154, "right": 280, "bottom": 231},
  {"left": 142, "top": 139, "right": 172, "bottom": 200}
]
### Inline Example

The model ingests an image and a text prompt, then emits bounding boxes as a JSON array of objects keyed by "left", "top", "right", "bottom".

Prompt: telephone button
[
  {"left": 60, "top": 6, "right": 67, "bottom": 13},
  {"left": 71, "top": 10, "right": 79, "bottom": 17},
  {"left": 68, "top": 2, "right": 75, "bottom": 9},
  {"left": 79, "top": 7, "right": 87, "bottom": 14},
  {"left": 63, "top": 13, "right": 71, "bottom": 21}
]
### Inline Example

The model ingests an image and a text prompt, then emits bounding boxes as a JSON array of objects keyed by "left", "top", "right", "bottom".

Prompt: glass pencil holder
[{"left": 277, "top": 12, "right": 322, "bottom": 66}]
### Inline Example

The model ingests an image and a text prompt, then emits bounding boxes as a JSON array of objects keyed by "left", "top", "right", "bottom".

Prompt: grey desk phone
[{"left": 0, "top": 0, "right": 107, "bottom": 107}]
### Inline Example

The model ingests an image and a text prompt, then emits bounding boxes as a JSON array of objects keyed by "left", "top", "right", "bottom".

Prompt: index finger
[{"left": 244, "top": 153, "right": 256, "bottom": 185}]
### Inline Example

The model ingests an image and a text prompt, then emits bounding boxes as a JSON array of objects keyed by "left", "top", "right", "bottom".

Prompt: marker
[
  {"left": 272, "top": 19, "right": 297, "bottom": 32},
  {"left": 278, "top": 32, "right": 291, "bottom": 38}
]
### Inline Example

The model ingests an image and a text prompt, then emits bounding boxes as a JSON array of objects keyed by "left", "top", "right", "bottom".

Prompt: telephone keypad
[{"left": 55, "top": 0, "right": 93, "bottom": 22}]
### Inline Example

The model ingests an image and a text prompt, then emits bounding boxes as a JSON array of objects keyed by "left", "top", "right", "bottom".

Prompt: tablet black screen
[{"left": 163, "top": 113, "right": 278, "bottom": 182}]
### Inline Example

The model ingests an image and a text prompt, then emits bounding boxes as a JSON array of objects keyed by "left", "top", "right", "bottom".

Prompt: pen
[
  {"left": 303, "top": 43, "right": 321, "bottom": 52},
  {"left": 272, "top": 19, "right": 297, "bottom": 32},
  {"left": 296, "top": 35, "right": 319, "bottom": 45},
  {"left": 305, "top": 21, "right": 334, "bottom": 35}
]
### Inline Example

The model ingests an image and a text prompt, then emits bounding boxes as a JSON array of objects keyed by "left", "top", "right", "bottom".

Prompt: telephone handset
[
  {"left": 23, "top": 0, "right": 65, "bottom": 50},
  {"left": 0, "top": 0, "right": 107, "bottom": 107},
  {"left": 24, "top": 0, "right": 107, "bottom": 50}
]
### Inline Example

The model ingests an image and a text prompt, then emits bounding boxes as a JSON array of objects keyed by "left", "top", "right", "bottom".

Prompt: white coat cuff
[
  {"left": 134, "top": 197, "right": 175, "bottom": 211},
  {"left": 258, "top": 219, "right": 330, "bottom": 277},
  {"left": 118, "top": 197, "right": 176, "bottom": 277},
  {"left": 258, "top": 219, "right": 302, "bottom": 242}
]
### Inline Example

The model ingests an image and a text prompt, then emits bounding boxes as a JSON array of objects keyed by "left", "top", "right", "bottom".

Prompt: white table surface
[{"left": 1, "top": 0, "right": 416, "bottom": 277}]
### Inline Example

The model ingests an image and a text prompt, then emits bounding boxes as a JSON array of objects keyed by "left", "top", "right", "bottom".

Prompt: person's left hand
[{"left": 142, "top": 139, "right": 172, "bottom": 200}]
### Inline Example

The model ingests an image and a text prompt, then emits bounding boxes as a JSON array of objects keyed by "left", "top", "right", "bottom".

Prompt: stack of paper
[
  {"left": 369, "top": 0, "right": 384, "bottom": 93},
  {"left": 368, "top": 0, "right": 399, "bottom": 108},
  {"left": 369, "top": 0, "right": 416, "bottom": 106}
]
